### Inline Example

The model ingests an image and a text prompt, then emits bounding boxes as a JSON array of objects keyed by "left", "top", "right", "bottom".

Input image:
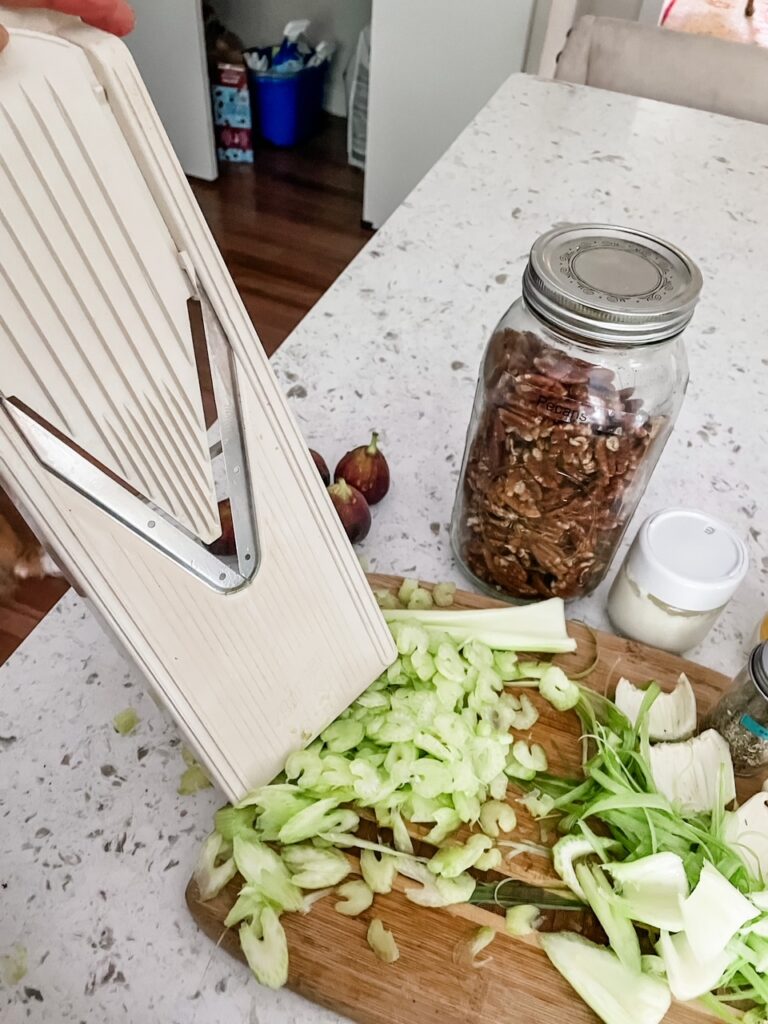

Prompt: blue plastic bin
[{"left": 248, "top": 64, "right": 327, "bottom": 147}]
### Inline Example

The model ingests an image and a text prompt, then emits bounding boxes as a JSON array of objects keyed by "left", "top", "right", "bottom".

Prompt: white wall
[
  {"left": 526, "top": 0, "right": 577, "bottom": 76},
  {"left": 216, "top": 0, "right": 371, "bottom": 117},
  {"left": 575, "top": 0, "right": 644, "bottom": 18},
  {"left": 125, "top": 0, "right": 217, "bottom": 179},
  {"left": 363, "top": 0, "right": 534, "bottom": 228}
]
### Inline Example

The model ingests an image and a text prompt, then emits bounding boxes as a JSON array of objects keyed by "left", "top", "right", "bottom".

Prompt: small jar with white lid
[{"left": 607, "top": 508, "right": 748, "bottom": 654}]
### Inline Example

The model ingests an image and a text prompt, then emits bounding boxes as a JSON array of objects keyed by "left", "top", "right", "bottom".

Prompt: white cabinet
[
  {"left": 125, "top": 0, "right": 217, "bottom": 181},
  {"left": 363, "top": 0, "right": 535, "bottom": 227}
]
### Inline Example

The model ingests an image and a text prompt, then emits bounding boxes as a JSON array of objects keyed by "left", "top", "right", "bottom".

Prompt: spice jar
[
  {"left": 451, "top": 224, "right": 701, "bottom": 601},
  {"left": 607, "top": 508, "right": 748, "bottom": 654},
  {"left": 707, "top": 643, "right": 768, "bottom": 776}
]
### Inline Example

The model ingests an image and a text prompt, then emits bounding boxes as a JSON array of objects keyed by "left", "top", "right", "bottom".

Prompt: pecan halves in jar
[{"left": 456, "top": 329, "right": 661, "bottom": 600}]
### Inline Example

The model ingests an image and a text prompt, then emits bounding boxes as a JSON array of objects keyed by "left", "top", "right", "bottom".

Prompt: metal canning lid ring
[{"left": 523, "top": 223, "right": 703, "bottom": 345}]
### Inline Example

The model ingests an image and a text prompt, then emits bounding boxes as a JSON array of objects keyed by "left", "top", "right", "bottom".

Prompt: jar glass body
[
  {"left": 706, "top": 663, "right": 768, "bottom": 776},
  {"left": 607, "top": 562, "right": 724, "bottom": 655},
  {"left": 451, "top": 296, "right": 689, "bottom": 601}
]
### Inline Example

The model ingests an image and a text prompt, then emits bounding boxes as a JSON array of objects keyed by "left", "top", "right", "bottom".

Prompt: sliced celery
[
  {"left": 281, "top": 845, "right": 350, "bottom": 889},
  {"left": 194, "top": 832, "right": 237, "bottom": 901},
  {"left": 479, "top": 799, "right": 517, "bottom": 838},
  {"left": 360, "top": 849, "right": 398, "bottom": 894},
  {"left": 539, "top": 666, "right": 579, "bottom": 712},
  {"left": 334, "top": 880, "right": 374, "bottom": 917},
  {"left": 239, "top": 907, "right": 289, "bottom": 989},
  {"left": 428, "top": 834, "right": 492, "bottom": 878},
  {"left": 367, "top": 919, "right": 399, "bottom": 963},
  {"left": 432, "top": 582, "right": 456, "bottom": 608},
  {"left": 112, "top": 707, "right": 139, "bottom": 735},
  {"left": 453, "top": 925, "right": 495, "bottom": 968},
  {"left": 505, "top": 905, "right": 540, "bottom": 936}
]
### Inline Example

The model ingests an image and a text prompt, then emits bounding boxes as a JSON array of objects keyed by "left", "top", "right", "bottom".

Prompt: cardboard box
[{"left": 211, "top": 63, "right": 254, "bottom": 164}]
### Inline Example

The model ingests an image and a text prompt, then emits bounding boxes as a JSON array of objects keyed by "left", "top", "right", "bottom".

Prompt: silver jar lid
[{"left": 522, "top": 224, "right": 703, "bottom": 344}]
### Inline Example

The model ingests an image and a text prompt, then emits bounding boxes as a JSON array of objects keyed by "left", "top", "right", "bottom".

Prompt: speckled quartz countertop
[{"left": 2, "top": 75, "right": 767, "bottom": 1022}]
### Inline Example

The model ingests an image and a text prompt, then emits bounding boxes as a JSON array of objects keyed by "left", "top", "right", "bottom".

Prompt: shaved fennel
[
  {"left": 614, "top": 674, "right": 696, "bottom": 742},
  {"left": 680, "top": 862, "right": 756, "bottom": 963},
  {"left": 606, "top": 852, "right": 689, "bottom": 932},
  {"left": 656, "top": 929, "right": 731, "bottom": 1002},
  {"left": 725, "top": 792, "right": 768, "bottom": 884},
  {"left": 539, "top": 932, "right": 670, "bottom": 1024},
  {"left": 648, "top": 730, "right": 736, "bottom": 813}
]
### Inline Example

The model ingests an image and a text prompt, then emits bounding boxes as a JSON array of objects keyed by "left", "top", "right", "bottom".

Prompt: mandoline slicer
[{"left": 0, "top": 9, "right": 396, "bottom": 801}]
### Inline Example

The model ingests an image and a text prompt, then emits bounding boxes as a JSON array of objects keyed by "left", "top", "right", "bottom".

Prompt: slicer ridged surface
[
  {"left": 0, "top": 42, "right": 218, "bottom": 540},
  {"left": 0, "top": 23, "right": 396, "bottom": 800}
]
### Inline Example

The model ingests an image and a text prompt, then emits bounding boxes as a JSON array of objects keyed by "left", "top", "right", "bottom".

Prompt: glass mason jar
[
  {"left": 451, "top": 224, "right": 701, "bottom": 602},
  {"left": 706, "top": 642, "right": 768, "bottom": 776}
]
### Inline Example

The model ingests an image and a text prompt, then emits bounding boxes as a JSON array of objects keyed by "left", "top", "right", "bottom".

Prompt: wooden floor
[
  {"left": 192, "top": 116, "right": 371, "bottom": 357},
  {"left": 0, "top": 489, "right": 69, "bottom": 665},
  {"left": 0, "top": 116, "right": 371, "bottom": 665}
]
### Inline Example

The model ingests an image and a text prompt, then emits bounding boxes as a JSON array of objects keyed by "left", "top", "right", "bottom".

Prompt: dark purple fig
[
  {"left": 310, "top": 448, "right": 331, "bottom": 486},
  {"left": 334, "top": 432, "right": 390, "bottom": 505},
  {"left": 327, "top": 479, "right": 371, "bottom": 544}
]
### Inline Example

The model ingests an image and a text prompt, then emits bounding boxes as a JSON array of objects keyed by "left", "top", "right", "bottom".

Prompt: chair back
[{"left": 556, "top": 15, "right": 768, "bottom": 126}]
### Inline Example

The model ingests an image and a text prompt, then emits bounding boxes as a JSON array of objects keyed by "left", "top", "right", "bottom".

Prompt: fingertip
[
  {"left": 0, "top": 24, "right": 9, "bottom": 54},
  {"left": 110, "top": 2, "right": 135, "bottom": 37},
  {"left": 71, "top": 1, "right": 135, "bottom": 37}
]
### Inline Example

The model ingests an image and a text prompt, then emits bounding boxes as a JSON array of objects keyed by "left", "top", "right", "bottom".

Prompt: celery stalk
[{"left": 382, "top": 599, "right": 576, "bottom": 653}]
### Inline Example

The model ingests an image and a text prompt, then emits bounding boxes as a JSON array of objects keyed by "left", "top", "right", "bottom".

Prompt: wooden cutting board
[{"left": 187, "top": 574, "right": 764, "bottom": 1024}]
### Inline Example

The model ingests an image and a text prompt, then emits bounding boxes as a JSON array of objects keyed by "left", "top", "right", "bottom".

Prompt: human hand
[{"left": 0, "top": 1, "right": 135, "bottom": 52}]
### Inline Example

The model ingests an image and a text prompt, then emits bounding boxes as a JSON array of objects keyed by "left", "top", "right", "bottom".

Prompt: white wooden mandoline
[{"left": 0, "top": 9, "right": 395, "bottom": 800}]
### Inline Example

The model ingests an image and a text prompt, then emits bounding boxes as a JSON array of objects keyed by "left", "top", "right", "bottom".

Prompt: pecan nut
[{"left": 455, "top": 329, "right": 660, "bottom": 599}]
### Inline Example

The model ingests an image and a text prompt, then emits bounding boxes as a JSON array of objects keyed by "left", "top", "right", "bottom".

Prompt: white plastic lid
[{"left": 626, "top": 508, "right": 749, "bottom": 612}]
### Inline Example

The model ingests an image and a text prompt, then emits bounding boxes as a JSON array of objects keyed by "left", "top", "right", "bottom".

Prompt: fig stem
[
  {"left": 366, "top": 431, "right": 380, "bottom": 455},
  {"left": 333, "top": 478, "right": 353, "bottom": 501}
]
